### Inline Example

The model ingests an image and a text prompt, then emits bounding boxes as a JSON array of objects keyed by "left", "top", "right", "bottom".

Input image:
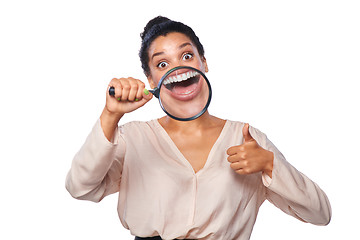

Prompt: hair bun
[
  {"left": 139, "top": 16, "right": 204, "bottom": 76},
  {"left": 140, "top": 16, "right": 170, "bottom": 40}
]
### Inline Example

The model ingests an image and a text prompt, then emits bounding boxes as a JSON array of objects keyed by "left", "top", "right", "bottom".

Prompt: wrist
[
  {"left": 101, "top": 107, "right": 123, "bottom": 124},
  {"left": 100, "top": 107, "right": 123, "bottom": 141}
]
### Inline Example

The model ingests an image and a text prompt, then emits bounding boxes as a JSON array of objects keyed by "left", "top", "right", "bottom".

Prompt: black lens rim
[{"left": 156, "top": 66, "right": 212, "bottom": 121}]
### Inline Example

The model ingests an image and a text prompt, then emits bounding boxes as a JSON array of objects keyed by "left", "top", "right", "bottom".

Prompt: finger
[
  {"left": 130, "top": 91, "right": 153, "bottom": 109},
  {"left": 230, "top": 161, "right": 244, "bottom": 171},
  {"left": 235, "top": 168, "right": 251, "bottom": 175},
  {"left": 135, "top": 80, "right": 146, "bottom": 101},
  {"left": 120, "top": 80, "right": 131, "bottom": 101},
  {"left": 226, "top": 146, "right": 237, "bottom": 156},
  {"left": 127, "top": 79, "right": 139, "bottom": 101},
  {"left": 226, "top": 145, "right": 244, "bottom": 156},
  {"left": 243, "top": 123, "right": 254, "bottom": 143},
  {"left": 142, "top": 88, "right": 153, "bottom": 101},
  {"left": 227, "top": 154, "right": 239, "bottom": 163}
]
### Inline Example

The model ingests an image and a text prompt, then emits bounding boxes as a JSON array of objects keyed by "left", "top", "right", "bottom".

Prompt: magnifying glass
[{"left": 109, "top": 66, "right": 212, "bottom": 121}]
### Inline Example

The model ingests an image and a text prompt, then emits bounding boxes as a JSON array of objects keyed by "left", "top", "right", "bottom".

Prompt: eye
[
  {"left": 182, "top": 53, "right": 193, "bottom": 61},
  {"left": 157, "top": 61, "right": 169, "bottom": 69}
]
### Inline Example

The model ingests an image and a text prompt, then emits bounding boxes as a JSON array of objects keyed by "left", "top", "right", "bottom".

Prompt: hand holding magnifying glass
[{"left": 109, "top": 66, "right": 212, "bottom": 121}]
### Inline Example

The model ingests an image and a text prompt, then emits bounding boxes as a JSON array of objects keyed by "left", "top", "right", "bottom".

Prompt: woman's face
[
  {"left": 147, "top": 32, "right": 209, "bottom": 119},
  {"left": 147, "top": 32, "right": 208, "bottom": 88}
]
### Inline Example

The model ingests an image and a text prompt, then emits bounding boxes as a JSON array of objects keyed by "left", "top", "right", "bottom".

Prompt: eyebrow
[
  {"left": 178, "top": 42, "right": 192, "bottom": 49},
  {"left": 151, "top": 42, "right": 193, "bottom": 60},
  {"left": 151, "top": 51, "right": 164, "bottom": 59}
]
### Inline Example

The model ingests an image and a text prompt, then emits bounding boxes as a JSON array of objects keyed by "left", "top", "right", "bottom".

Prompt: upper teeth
[{"left": 163, "top": 71, "right": 199, "bottom": 85}]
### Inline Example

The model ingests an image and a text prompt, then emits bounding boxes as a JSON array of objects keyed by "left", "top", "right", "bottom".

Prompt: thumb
[
  {"left": 135, "top": 88, "right": 153, "bottom": 106},
  {"left": 242, "top": 123, "right": 254, "bottom": 142},
  {"left": 142, "top": 88, "right": 153, "bottom": 101}
]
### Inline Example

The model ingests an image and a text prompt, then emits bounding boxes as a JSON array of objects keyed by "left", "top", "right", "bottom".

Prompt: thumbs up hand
[{"left": 227, "top": 123, "right": 274, "bottom": 177}]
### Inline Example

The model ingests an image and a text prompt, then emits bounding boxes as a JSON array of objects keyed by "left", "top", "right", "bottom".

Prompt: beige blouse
[{"left": 66, "top": 119, "right": 331, "bottom": 240}]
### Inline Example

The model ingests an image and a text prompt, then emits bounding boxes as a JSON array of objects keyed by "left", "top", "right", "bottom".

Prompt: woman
[{"left": 66, "top": 16, "right": 331, "bottom": 240}]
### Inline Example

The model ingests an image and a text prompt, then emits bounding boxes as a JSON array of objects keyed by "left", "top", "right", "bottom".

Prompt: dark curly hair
[{"left": 139, "top": 16, "right": 205, "bottom": 76}]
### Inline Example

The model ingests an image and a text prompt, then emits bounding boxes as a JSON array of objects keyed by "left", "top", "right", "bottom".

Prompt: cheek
[
  {"left": 191, "top": 59, "right": 207, "bottom": 73},
  {"left": 148, "top": 73, "right": 162, "bottom": 88}
]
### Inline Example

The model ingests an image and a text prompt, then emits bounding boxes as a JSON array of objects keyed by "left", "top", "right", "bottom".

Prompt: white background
[{"left": 0, "top": 0, "right": 359, "bottom": 239}]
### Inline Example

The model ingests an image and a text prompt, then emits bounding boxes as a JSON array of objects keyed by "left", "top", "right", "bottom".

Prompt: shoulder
[
  {"left": 118, "top": 119, "right": 160, "bottom": 137},
  {"left": 117, "top": 119, "right": 168, "bottom": 147},
  {"left": 225, "top": 119, "right": 269, "bottom": 144}
]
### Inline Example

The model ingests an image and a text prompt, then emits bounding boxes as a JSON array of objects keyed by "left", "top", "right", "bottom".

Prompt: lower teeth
[{"left": 181, "top": 90, "right": 193, "bottom": 95}]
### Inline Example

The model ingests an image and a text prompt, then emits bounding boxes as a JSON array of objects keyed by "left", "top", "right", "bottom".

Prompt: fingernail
[
  {"left": 117, "top": 97, "right": 121, "bottom": 101},
  {"left": 144, "top": 88, "right": 149, "bottom": 95},
  {"left": 135, "top": 98, "right": 139, "bottom": 101}
]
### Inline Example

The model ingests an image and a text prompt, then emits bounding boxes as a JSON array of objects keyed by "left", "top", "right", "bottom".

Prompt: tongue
[{"left": 171, "top": 81, "right": 198, "bottom": 95}]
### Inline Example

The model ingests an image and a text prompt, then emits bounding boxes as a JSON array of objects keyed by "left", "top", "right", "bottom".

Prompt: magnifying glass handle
[
  {"left": 109, "top": 86, "right": 116, "bottom": 96},
  {"left": 108, "top": 87, "right": 159, "bottom": 98}
]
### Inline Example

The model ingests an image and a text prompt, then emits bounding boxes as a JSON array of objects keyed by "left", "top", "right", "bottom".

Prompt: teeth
[{"left": 163, "top": 71, "right": 199, "bottom": 85}]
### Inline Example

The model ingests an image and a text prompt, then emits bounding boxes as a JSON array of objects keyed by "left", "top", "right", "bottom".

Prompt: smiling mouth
[{"left": 163, "top": 70, "right": 200, "bottom": 94}]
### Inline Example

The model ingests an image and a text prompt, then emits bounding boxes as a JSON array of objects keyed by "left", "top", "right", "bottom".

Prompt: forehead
[{"left": 148, "top": 32, "right": 197, "bottom": 56}]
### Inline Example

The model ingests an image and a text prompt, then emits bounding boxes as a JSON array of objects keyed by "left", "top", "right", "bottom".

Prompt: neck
[{"left": 158, "top": 111, "right": 220, "bottom": 132}]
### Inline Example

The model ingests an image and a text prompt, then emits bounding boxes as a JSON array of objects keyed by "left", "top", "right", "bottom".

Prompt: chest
[{"left": 168, "top": 130, "right": 222, "bottom": 173}]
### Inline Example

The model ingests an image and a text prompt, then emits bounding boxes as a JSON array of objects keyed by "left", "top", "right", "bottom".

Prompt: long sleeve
[
  {"left": 65, "top": 119, "right": 126, "bottom": 202},
  {"left": 65, "top": 119, "right": 331, "bottom": 239},
  {"left": 250, "top": 127, "right": 332, "bottom": 226}
]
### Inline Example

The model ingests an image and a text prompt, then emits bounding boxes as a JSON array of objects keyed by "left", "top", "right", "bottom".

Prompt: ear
[
  {"left": 147, "top": 75, "right": 156, "bottom": 89},
  {"left": 202, "top": 56, "right": 209, "bottom": 73}
]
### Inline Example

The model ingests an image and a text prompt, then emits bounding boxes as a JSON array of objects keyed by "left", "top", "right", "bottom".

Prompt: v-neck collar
[{"left": 152, "top": 119, "right": 230, "bottom": 175}]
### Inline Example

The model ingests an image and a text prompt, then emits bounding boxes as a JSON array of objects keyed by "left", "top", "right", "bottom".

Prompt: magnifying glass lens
[
  {"left": 158, "top": 66, "right": 211, "bottom": 121},
  {"left": 108, "top": 66, "right": 212, "bottom": 121}
]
